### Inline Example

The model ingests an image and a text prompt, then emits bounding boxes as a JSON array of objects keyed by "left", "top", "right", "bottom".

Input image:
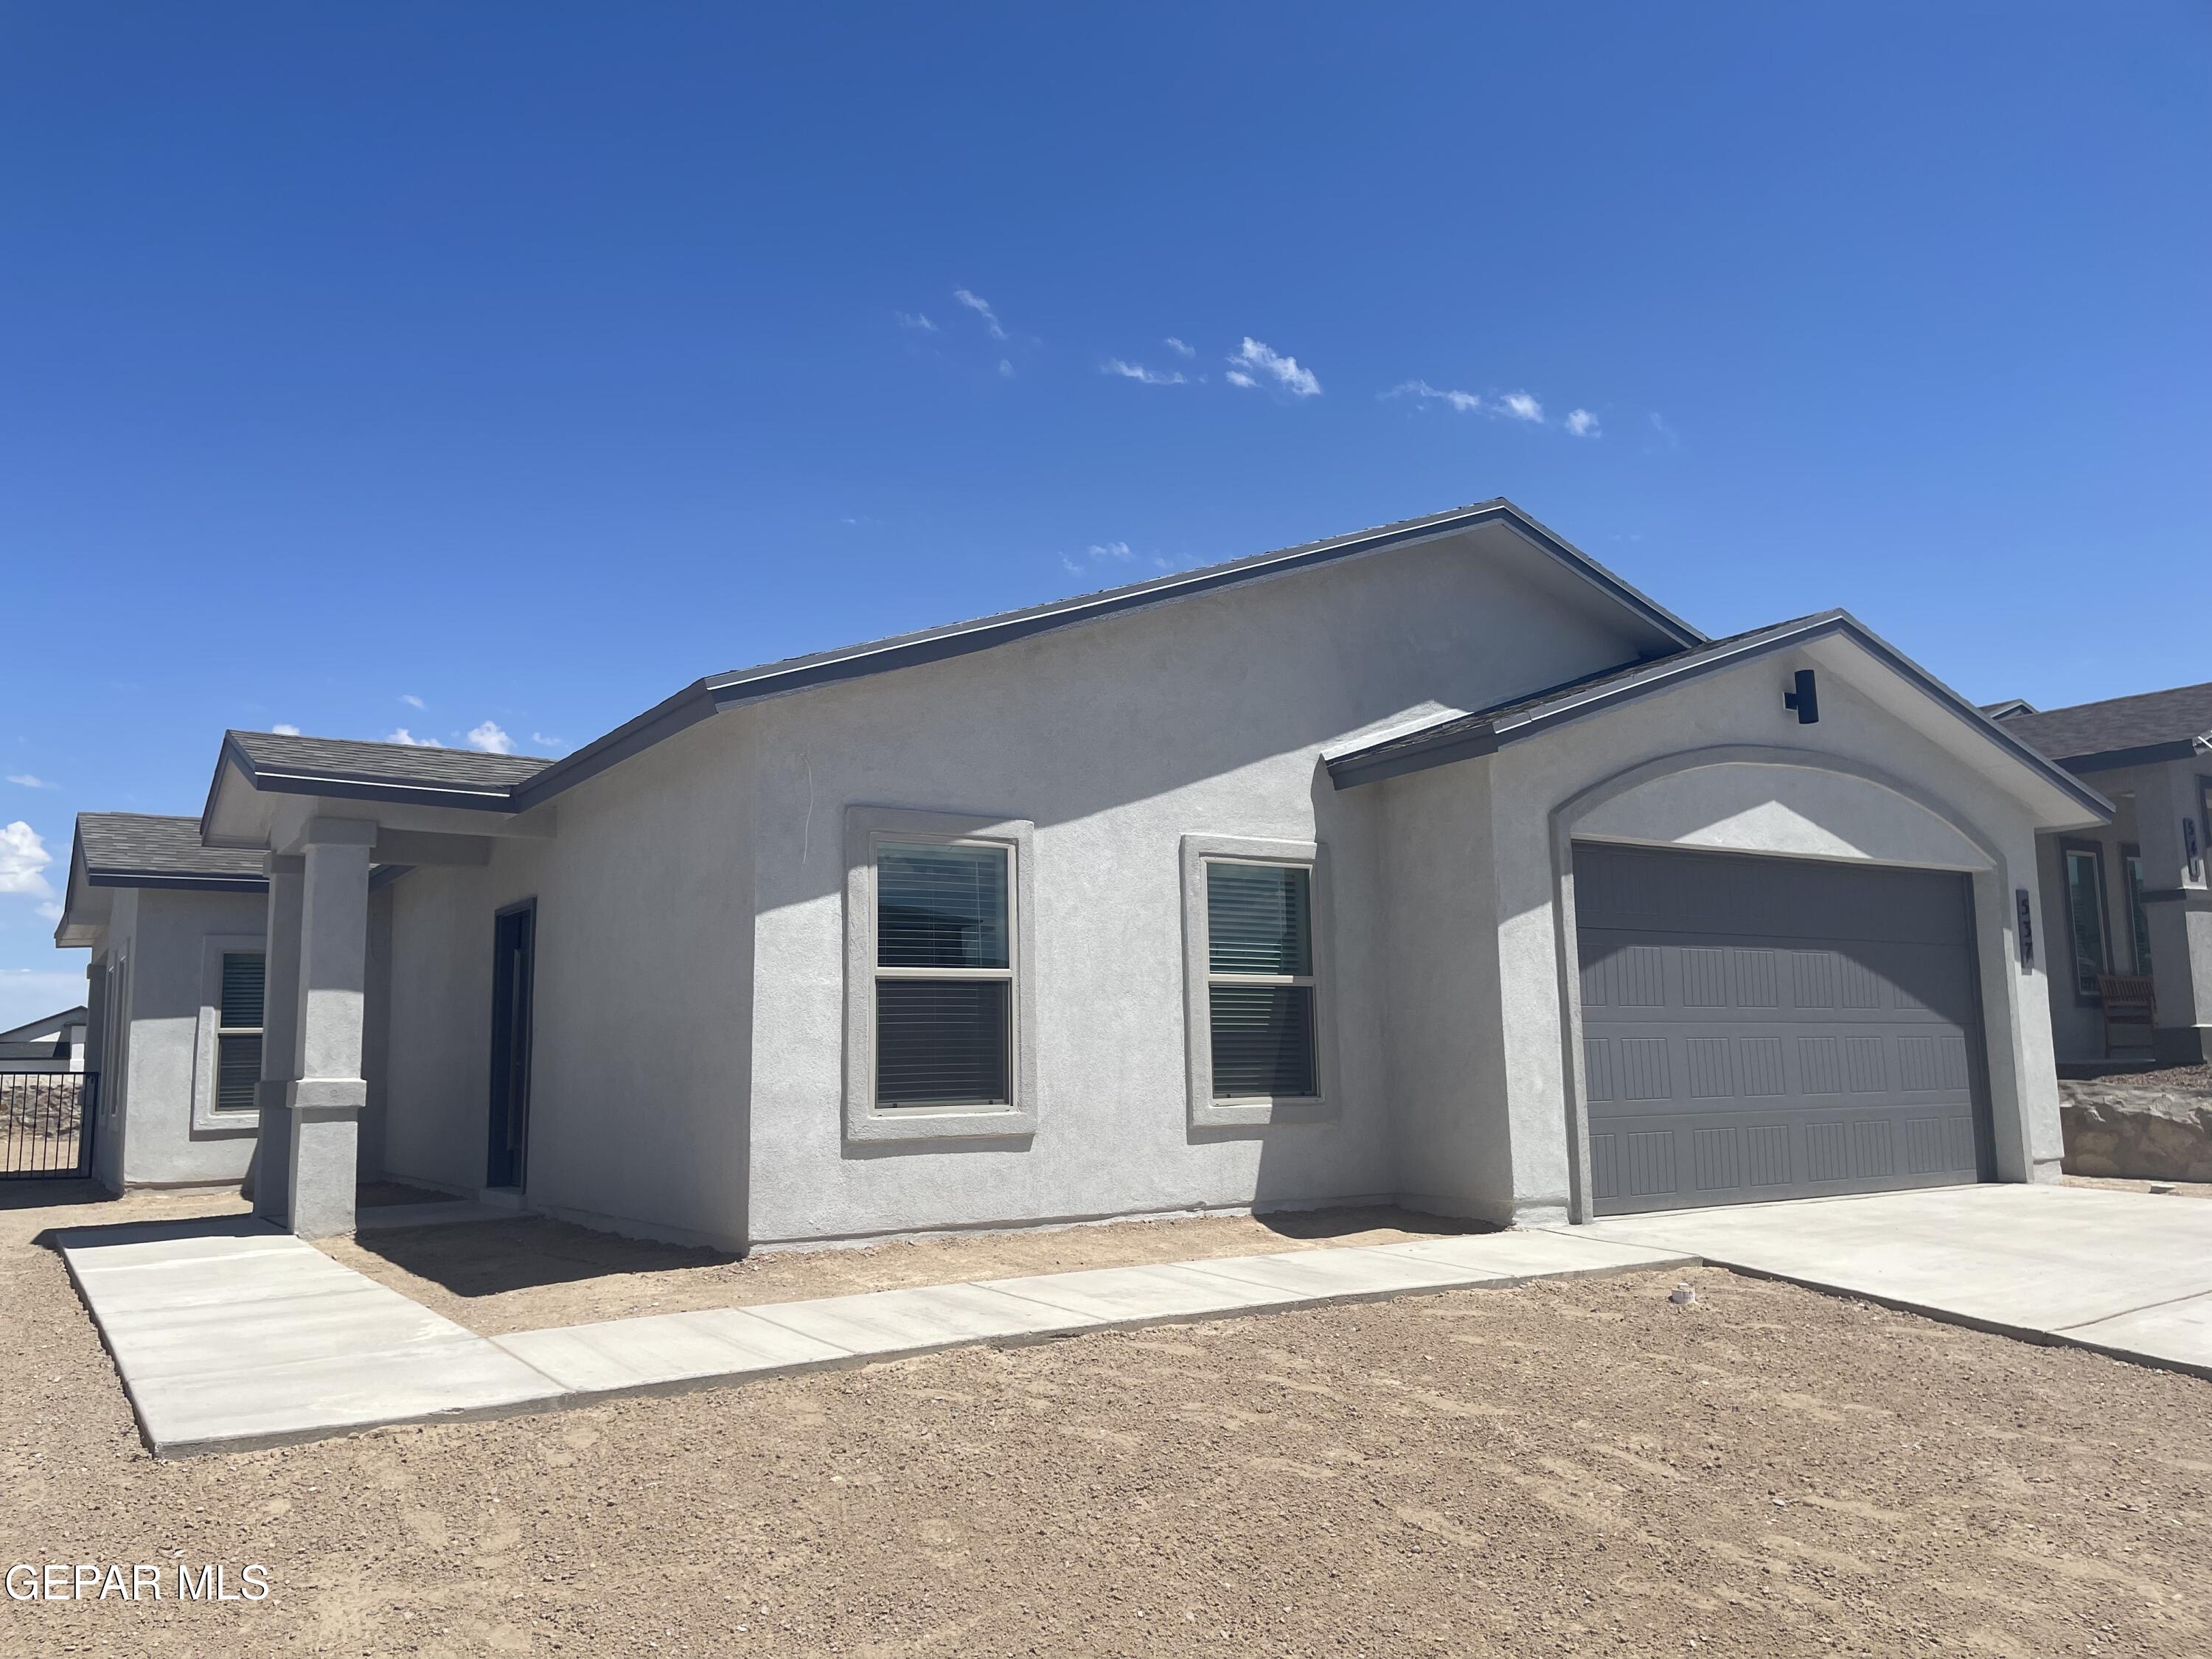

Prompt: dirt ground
[
  {"left": 321, "top": 1204, "right": 1488, "bottom": 1336},
  {"left": 5, "top": 1183, "right": 2211, "bottom": 1657}
]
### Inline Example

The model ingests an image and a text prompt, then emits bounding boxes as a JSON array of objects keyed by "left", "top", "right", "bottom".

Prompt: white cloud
[
  {"left": 1087, "top": 540, "right": 1134, "bottom": 561},
  {"left": 466, "top": 720, "right": 517, "bottom": 756},
  {"left": 1500, "top": 392, "right": 1543, "bottom": 423},
  {"left": 1386, "top": 380, "right": 1483, "bottom": 414},
  {"left": 386, "top": 728, "right": 442, "bottom": 748},
  {"left": 1565, "top": 408, "right": 1599, "bottom": 438},
  {"left": 1102, "top": 358, "right": 1186, "bottom": 386},
  {"left": 1228, "top": 338, "right": 1321, "bottom": 397},
  {"left": 953, "top": 288, "right": 1007, "bottom": 340},
  {"left": 1224, "top": 369, "right": 1256, "bottom": 389},
  {"left": 35, "top": 900, "right": 61, "bottom": 922},
  {"left": 1164, "top": 337, "right": 1194, "bottom": 358},
  {"left": 895, "top": 310, "right": 938, "bottom": 333},
  {"left": 0, "top": 821, "right": 56, "bottom": 900},
  {"left": 1060, "top": 554, "right": 1084, "bottom": 574},
  {"left": 5, "top": 773, "right": 55, "bottom": 789},
  {"left": 271, "top": 724, "right": 301, "bottom": 737},
  {"left": 998, "top": 358, "right": 1015, "bottom": 378},
  {"left": 400, "top": 693, "right": 426, "bottom": 710},
  {"left": 1648, "top": 411, "right": 1680, "bottom": 448},
  {"left": 529, "top": 732, "right": 565, "bottom": 752}
]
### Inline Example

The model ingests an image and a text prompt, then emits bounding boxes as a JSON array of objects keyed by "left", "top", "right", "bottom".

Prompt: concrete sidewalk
[
  {"left": 1566, "top": 1183, "right": 2212, "bottom": 1380},
  {"left": 52, "top": 1217, "right": 566, "bottom": 1456},
  {"left": 58, "top": 1218, "right": 1689, "bottom": 1457}
]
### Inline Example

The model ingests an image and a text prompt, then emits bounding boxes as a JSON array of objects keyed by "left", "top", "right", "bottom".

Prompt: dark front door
[
  {"left": 487, "top": 902, "right": 536, "bottom": 1190},
  {"left": 1576, "top": 844, "right": 1992, "bottom": 1215}
]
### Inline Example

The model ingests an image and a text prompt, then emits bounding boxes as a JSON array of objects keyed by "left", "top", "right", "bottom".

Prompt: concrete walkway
[
  {"left": 1568, "top": 1183, "right": 2212, "bottom": 1380},
  {"left": 57, "top": 1219, "right": 1688, "bottom": 1457},
  {"left": 52, "top": 1217, "right": 565, "bottom": 1457}
]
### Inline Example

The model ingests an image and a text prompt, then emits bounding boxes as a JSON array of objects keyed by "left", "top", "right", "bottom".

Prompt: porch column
[
  {"left": 251, "top": 854, "right": 306, "bottom": 1223},
  {"left": 283, "top": 820, "right": 374, "bottom": 1239},
  {"left": 2138, "top": 762, "right": 2212, "bottom": 1065}
]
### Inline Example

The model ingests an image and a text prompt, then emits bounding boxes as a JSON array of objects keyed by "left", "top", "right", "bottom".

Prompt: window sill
[
  {"left": 1192, "top": 1096, "right": 1335, "bottom": 1130},
  {"left": 847, "top": 1105, "right": 1038, "bottom": 1144}
]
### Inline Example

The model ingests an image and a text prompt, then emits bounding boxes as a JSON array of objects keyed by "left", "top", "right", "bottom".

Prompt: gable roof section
[
  {"left": 1993, "top": 681, "right": 2212, "bottom": 772},
  {"left": 502, "top": 499, "right": 1706, "bottom": 812},
  {"left": 1324, "top": 610, "right": 2114, "bottom": 821},
  {"left": 0, "top": 1006, "right": 87, "bottom": 1046},
  {"left": 78, "top": 813, "right": 268, "bottom": 891},
  {"left": 212, "top": 731, "right": 557, "bottom": 818}
]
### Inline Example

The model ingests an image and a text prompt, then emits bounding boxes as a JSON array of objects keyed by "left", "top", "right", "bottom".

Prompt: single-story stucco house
[
  {"left": 55, "top": 501, "right": 2114, "bottom": 1245},
  {"left": 1988, "top": 682, "right": 2211, "bottom": 1068},
  {"left": 52, "top": 814, "right": 270, "bottom": 1189},
  {"left": 0, "top": 1005, "right": 88, "bottom": 1074}
]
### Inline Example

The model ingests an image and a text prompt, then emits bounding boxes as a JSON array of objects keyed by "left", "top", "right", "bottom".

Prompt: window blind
[
  {"left": 877, "top": 843, "right": 1009, "bottom": 969},
  {"left": 1208, "top": 983, "right": 1316, "bottom": 1099},
  {"left": 1207, "top": 863, "right": 1311, "bottom": 976}
]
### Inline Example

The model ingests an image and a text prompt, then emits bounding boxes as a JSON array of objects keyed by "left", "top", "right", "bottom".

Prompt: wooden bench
[{"left": 2096, "top": 973, "right": 2158, "bottom": 1058}]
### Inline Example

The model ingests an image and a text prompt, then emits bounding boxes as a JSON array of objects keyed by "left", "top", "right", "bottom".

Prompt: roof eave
[{"left": 2052, "top": 737, "right": 2212, "bottom": 775}]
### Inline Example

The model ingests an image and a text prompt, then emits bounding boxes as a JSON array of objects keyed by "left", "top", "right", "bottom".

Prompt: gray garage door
[{"left": 1575, "top": 844, "right": 1992, "bottom": 1216}]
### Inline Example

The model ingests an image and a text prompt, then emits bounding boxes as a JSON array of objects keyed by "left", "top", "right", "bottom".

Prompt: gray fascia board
[
  {"left": 1328, "top": 611, "right": 2115, "bottom": 824},
  {"left": 2053, "top": 737, "right": 2211, "bottom": 775},
  {"left": 700, "top": 502, "right": 1705, "bottom": 712},
  {"left": 509, "top": 681, "right": 717, "bottom": 813},
  {"left": 86, "top": 871, "right": 268, "bottom": 894},
  {"left": 240, "top": 768, "right": 525, "bottom": 813}
]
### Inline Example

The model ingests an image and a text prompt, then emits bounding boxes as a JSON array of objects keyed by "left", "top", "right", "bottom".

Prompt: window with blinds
[
  {"left": 874, "top": 841, "right": 1012, "bottom": 1107},
  {"left": 215, "top": 950, "right": 266, "bottom": 1111},
  {"left": 1206, "top": 860, "right": 1317, "bottom": 1099},
  {"left": 2062, "top": 844, "right": 2108, "bottom": 1001}
]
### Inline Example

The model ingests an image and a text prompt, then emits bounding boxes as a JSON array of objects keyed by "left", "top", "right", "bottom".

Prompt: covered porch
[
  {"left": 201, "top": 731, "right": 559, "bottom": 1238},
  {"left": 1995, "top": 687, "right": 2212, "bottom": 1068}
]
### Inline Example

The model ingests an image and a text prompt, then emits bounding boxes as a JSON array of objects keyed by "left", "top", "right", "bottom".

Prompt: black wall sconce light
[{"left": 1783, "top": 668, "right": 1820, "bottom": 725}]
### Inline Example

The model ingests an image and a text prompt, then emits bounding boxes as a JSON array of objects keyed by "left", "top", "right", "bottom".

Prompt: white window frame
[
  {"left": 844, "top": 807, "right": 1037, "bottom": 1144},
  {"left": 1180, "top": 833, "right": 1339, "bottom": 1129},
  {"left": 192, "top": 933, "right": 268, "bottom": 1133}
]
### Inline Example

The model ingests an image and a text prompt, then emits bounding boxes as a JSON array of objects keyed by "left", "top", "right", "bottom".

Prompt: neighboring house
[
  {"left": 0, "top": 1006, "right": 88, "bottom": 1074},
  {"left": 68, "top": 501, "right": 2108, "bottom": 1245},
  {"left": 1990, "top": 682, "right": 2212, "bottom": 1067},
  {"left": 52, "top": 814, "right": 273, "bottom": 1189}
]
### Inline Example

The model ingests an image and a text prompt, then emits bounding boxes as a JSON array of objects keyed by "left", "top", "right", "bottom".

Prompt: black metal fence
[{"left": 0, "top": 1072, "right": 97, "bottom": 1180}]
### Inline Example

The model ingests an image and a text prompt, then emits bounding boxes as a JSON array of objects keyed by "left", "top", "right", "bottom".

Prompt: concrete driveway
[{"left": 1568, "top": 1183, "right": 2212, "bottom": 1380}]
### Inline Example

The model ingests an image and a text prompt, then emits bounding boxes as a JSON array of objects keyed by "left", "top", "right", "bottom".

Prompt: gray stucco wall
[
  {"left": 95, "top": 886, "right": 270, "bottom": 1187},
  {"left": 735, "top": 536, "right": 1652, "bottom": 1245},
  {"left": 377, "top": 712, "right": 756, "bottom": 1247}
]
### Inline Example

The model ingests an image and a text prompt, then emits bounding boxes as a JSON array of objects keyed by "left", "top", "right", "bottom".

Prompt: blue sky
[{"left": 3, "top": 4, "right": 2207, "bottom": 1023}]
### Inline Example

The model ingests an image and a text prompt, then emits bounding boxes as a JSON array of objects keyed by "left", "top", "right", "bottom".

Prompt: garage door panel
[{"left": 1576, "top": 845, "right": 1992, "bottom": 1214}]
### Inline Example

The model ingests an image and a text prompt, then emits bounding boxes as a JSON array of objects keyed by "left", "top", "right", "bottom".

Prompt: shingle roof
[
  {"left": 1994, "top": 682, "right": 2212, "bottom": 771},
  {"left": 228, "top": 731, "right": 554, "bottom": 793},
  {"left": 78, "top": 814, "right": 268, "bottom": 886},
  {"left": 1324, "top": 610, "right": 2112, "bottom": 825}
]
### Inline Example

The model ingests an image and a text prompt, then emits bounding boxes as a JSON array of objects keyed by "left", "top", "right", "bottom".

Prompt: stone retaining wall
[{"left": 2059, "top": 1079, "right": 2212, "bottom": 1183}]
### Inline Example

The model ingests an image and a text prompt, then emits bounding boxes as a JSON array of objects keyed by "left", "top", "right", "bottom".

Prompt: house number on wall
[{"left": 2015, "top": 888, "right": 2034, "bottom": 972}]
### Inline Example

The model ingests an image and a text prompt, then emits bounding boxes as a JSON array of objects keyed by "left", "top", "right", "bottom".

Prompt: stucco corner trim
[
  {"left": 841, "top": 806, "right": 1039, "bottom": 1146},
  {"left": 1178, "top": 833, "right": 1342, "bottom": 1131}
]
